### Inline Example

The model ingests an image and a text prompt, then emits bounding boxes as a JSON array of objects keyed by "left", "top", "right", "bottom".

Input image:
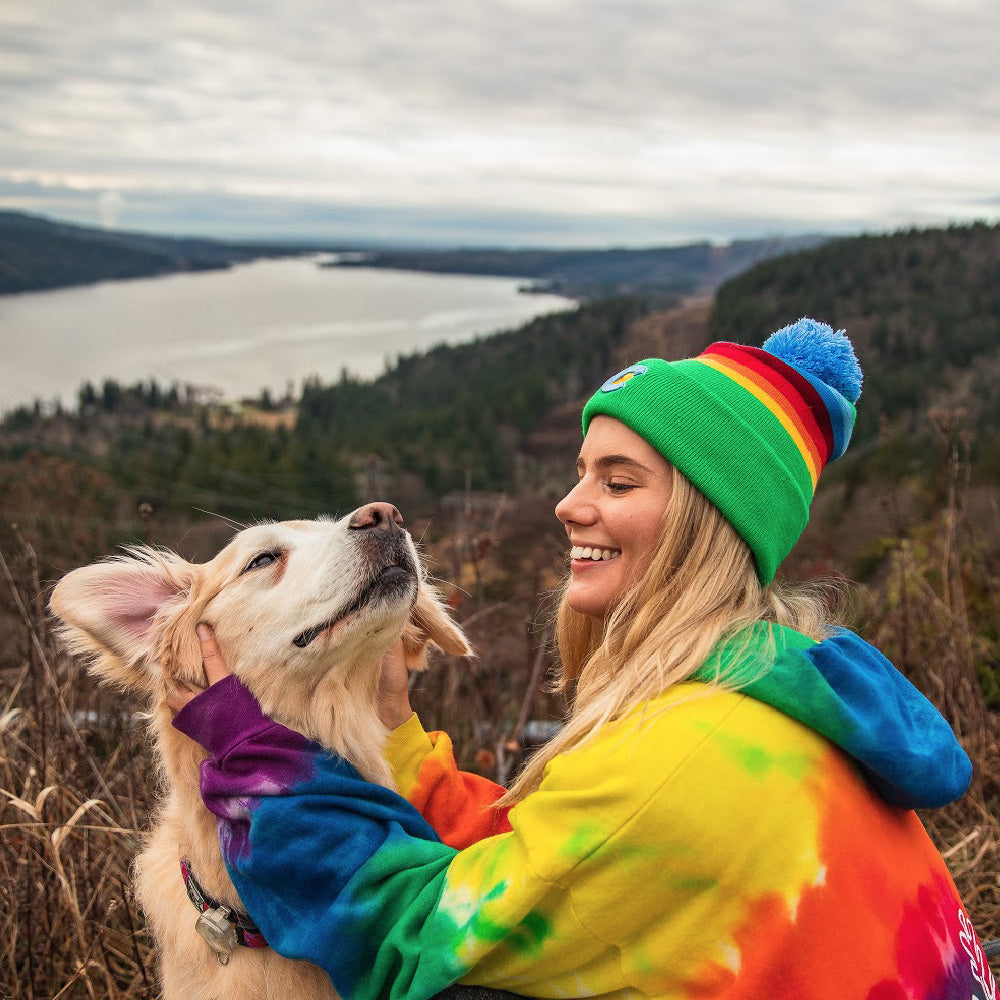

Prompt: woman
[{"left": 171, "top": 319, "right": 995, "bottom": 1000}]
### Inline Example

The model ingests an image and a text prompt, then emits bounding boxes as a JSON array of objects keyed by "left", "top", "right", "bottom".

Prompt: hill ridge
[{"left": 0, "top": 208, "right": 826, "bottom": 300}]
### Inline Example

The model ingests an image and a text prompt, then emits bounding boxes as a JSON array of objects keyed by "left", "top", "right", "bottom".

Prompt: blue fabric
[
  {"left": 797, "top": 367, "right": 857, "bottom": 460},
  {"left": 762, "top": 318, "right": 863, "bottom": 402},
  {"left": 707, "top": 626, "right": 973, "bottom": 809},
  {"left": 799, "top": 628, "right": 972, "bottom": 807}
]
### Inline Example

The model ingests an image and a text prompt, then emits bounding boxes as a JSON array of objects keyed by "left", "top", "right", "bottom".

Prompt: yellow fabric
[{"left": 387, "top": 684, "right": 975, "bottom": 999}]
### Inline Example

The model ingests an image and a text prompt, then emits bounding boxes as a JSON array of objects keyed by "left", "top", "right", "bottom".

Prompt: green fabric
[{"left": 695, "top": 624, "right": 862, "bottom": 753}]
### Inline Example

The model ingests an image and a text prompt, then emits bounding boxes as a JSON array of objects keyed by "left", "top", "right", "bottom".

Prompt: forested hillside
[
  {"left": 5, "top": 221, "right": 1000, "bottom": 537},
  {"left": 710, "top": 221, "right": 1000, "bottom": 482},
  {"left": 1, "top": 298, "right": 632, "bottom": 527}
]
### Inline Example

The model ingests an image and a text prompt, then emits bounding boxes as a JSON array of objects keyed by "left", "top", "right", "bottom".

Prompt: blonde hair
[{"left": 503, "top": 466, "right": 840, "bottom": 803}]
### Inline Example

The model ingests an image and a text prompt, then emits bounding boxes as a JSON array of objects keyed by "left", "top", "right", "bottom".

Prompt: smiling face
[{"left": 554, "top": 415, "right": 674, "bottom": 619}]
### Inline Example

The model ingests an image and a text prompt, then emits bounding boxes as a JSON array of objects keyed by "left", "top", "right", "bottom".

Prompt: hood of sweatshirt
[{"left": 694, "top": 625, "right": 972, "bottom": 810}]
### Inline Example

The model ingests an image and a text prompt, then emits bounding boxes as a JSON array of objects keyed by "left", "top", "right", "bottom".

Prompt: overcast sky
[{"left": 1, "top": 0, "right": 998, "bottom": 246}]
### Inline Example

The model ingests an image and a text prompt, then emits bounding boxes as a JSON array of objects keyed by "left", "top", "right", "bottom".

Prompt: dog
[{"left": 49, "top": 501, "right": 472, "bottom": 1000}]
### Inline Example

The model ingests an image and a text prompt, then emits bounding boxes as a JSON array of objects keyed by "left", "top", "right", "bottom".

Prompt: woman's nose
[{"left": 555, "top": 480, "right": 592, "bottom": 526}]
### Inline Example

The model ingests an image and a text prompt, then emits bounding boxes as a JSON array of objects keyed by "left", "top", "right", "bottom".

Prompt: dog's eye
[{"left": 243, "top": 551, "right": 280, "bottom": 574}]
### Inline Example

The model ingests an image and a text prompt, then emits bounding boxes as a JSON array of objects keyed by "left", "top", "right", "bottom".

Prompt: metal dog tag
[{"left": 196, "top": 906, "right": 238, "bottom": 965}]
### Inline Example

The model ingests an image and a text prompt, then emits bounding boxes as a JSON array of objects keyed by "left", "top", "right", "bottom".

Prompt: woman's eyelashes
[
  {"left": 606, "top": 478, "right": 639, "bottom": 495},
  {"left": 568, "top": 474, "right": 638, "bottom": 494}
]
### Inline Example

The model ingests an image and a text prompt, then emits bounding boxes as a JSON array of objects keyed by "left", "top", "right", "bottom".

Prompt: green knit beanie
[{"left": 581, "top": 318, "right": 862, "bottom": 584}]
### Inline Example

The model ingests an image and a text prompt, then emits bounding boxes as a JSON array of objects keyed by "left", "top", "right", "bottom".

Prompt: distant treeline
[
  {"left": 6, "top": 221, "right": 1000, "bottom": 529},
  {"left": 0, "top": 210, "right": 315, "bottom": 295},
  {"left": 710, "top": 221, "right": 1000, "bottom": 483},
  {"left": 0, "top": 208, "right": 826, "bottom": 302},
  {"left": 331, "top": 234, "right": 828, "bottom": 301}
]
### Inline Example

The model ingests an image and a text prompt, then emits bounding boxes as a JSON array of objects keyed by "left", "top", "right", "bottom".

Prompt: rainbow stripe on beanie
[{"left": 582, "top": 318, "right": 862, "bottom": 584}]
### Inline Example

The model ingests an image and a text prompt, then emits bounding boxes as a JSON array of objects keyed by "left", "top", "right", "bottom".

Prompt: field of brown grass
[{"left": 1, "top": 470, "right": 998, "bottom": 997}]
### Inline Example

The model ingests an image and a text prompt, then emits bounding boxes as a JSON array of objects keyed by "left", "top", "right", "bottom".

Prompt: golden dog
[{"left": 50, "top": 502, "right": 468, "bottom": 1000}]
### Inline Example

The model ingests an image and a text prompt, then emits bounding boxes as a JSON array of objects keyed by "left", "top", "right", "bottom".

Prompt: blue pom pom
[{"left": 762, "top": 318, "right": 863, "bottom": 403}]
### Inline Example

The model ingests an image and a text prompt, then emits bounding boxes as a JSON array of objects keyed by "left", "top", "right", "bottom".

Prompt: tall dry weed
[
  {"left": 0, "top": 538, "right": 157, "bottom": 1000},
  {"left": 862, "top": 409, "right": 1000, "bottom": 951}
]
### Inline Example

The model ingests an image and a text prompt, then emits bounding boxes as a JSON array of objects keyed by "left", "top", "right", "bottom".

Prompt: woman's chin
[
  {"left": 565, "top": 584, "right": 613, "bottom": 620},
  {"left": 565, "top": 557, "right": 635, "bottom": 619}
]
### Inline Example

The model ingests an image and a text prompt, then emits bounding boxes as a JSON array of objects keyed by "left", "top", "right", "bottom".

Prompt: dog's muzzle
[{"left": 292, "top": 532, "right": 417, "bottom": 649}]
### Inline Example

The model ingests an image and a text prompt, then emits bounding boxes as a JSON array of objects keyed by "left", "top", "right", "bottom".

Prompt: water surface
[{"left": 0, "top": 257, "right": 575, "bottom": 413}]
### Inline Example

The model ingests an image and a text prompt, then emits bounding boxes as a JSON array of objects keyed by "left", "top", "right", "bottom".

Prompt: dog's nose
[{"left": 348, "top": 502, "right": 405, "bottom": 532}]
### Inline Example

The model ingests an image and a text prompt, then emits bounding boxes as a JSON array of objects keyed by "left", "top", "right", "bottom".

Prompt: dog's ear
[
  {"left": 49, "top": 549, "right": 192, "bottom": 694},
  {"left": 403, "top": 584, "right": 470, "bottom": 670}
]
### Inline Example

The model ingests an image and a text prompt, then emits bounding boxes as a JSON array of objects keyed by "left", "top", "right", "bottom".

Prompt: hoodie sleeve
[
  {"left": 171, "top": 676, "right": 767, "bottom": 1000},
  {"left": 173, "top": 677, "right": 465, "bottom": 1000},
  {"left": 174, "top": 681, "right": 620, "bottom": 1000},
  {"left": 386, "top": 713, "right": 513, "bottom": 849}
]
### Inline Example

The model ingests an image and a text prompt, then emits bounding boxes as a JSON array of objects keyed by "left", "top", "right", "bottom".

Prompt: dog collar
[{"left": 180, "top": 857, "right": 268, "bottom": 962}]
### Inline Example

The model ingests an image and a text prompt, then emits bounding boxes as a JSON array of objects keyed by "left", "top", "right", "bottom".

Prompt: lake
[{"left": 0, "top": 256, "right": 576, "bottom": 414}]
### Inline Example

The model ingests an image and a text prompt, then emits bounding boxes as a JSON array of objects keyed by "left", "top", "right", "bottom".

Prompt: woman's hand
[
  {"left": 165, "top": 623, "right": 233, "bottom": 715},
  {"left": 378, "top": 638, "right": 414, "bottom": 730}
]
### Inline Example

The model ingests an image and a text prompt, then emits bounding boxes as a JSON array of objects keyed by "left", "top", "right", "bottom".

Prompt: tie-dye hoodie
[{"left": 172, "top": 626, "right": 996, "bottom": 1000}]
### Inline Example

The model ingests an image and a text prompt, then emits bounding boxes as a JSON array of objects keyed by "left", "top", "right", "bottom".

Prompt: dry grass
[
  {"left": 1, "top": 476, "right": 998, "bottom": 997},
  {"left": 0, "top": 541, "right": 158, "bottom": 999},
  {"left": 862, "top": 411, "right": 1000, "bottom": 951}
]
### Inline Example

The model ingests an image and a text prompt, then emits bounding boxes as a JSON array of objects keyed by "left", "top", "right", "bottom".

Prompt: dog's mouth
[{"left": 292, "top": 559, "right": 416, "bottom": 649}]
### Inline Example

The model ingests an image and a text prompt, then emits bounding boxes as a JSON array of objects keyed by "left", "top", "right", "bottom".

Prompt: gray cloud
[{"left": 1, "top": 0, "right": 997, "bottom": 243}]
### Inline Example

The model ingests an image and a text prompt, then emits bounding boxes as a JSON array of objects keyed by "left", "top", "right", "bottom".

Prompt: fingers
[
  {"left": 164, "top": 677, "right": 203, "bottom": 716},
  {"left": 196, "top": 622, "right": 233, "bottom": 686},
  {"left": 380, "top": 638, "right": 407, "bottom": 675},
  {"left": 162, "top": 623, "right": 232, "bottom": 718},
  {"left": 378, "top": 640, "right": 408, "bottom": 697},
  {"left": 378, "top": 639, "right": 414, "bottom": 730}
]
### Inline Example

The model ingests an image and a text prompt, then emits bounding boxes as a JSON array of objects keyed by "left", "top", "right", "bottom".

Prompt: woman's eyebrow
[{"left": 577, "top": 454, "right": 654, "bottom": 474}]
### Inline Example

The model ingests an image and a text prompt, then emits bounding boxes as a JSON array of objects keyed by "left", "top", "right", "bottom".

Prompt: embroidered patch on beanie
[
  {"left": 581, "top": 318, "right": 862, "bottom": 584},
  {"left": 599, "top": 363, "right": 649, "bottom": 393}
]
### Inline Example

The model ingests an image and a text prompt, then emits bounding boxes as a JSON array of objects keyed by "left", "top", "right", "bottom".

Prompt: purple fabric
[{"left": 172, "top": 676, "right": 318, "bottom": 859}]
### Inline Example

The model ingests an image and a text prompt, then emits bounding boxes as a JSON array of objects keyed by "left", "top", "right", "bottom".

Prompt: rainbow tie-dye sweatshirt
[{"left": 173, "top": 626, "right": 996, "bottom": 1000}]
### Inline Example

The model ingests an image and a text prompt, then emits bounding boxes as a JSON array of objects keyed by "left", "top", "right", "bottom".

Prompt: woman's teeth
[{"left": 570, "top": 546, "right": 620, "bottom": 562}]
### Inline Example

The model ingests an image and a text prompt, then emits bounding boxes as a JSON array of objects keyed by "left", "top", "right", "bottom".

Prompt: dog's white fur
[{"left": 49, "top": 505, "right": 469, "bottom": 1000}]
